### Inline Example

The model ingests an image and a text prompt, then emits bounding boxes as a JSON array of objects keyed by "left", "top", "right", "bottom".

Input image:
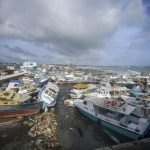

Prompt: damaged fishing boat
[
  {"left": 74, "top": 98, "right": 150, "bottom": 139},
  {"left": 18, "top": 86, "right": 41, "bottom": 97},
  {"left": 6, "top": 80, "right": 40, "bottom": 97},
  {"left": 38, "top": 82, "right": 59, "bottom": 107},
  {"left": 0, "top": 91, "right": 42, "bottom": 118},
  {"left": 0, "top": 90, "right": 31, "bottom": 105}
]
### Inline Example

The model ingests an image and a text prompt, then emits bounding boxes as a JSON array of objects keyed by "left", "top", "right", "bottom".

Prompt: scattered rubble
[
  {"left": 22, "top": 110, "right": 62, "bottom": 150},
  {"left": 64, "top": 99, "right": 74, "bottom": 107}
]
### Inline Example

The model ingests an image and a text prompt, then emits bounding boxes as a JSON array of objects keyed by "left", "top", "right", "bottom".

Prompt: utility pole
[{"left": 27, "top": 59, "right": 28, "bottom": 72}]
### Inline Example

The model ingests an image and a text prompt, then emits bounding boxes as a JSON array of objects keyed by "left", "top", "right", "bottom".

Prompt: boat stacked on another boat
[
  {"left": 6, "top": 80, "right": 22, "bottom": 92},
  {"left": 131, "top": 85, "right": 148, "bottom": 97},
  {"left": 74, "top": 97, "right": 150, "bottom": 139},
  {"left": 18, "top": 85, "right": 41, "bottom": 97},
  {"left": 6, "top": 79, "right": 41, "bottom": 97},
  {"left": 80, "top": 85, "right": 128, "bottom": 100},
  {"left": 0, "top": 90, "right": 42, "bottom": 118},
  {"left": 70, "top": 84, "right": 96, "bottom": 98},
  {"left": 0, "top": 100, "right": 42, "bottom": 118},
  {"left": 38, "top": 82, "right": 59, "bottom": 108},
  {"left": 0, "top": 90, "right": 31, "bottom": 105},
  {"left": 122, "top": 94, "right": 150, "bottom": 120},
  {"left": 35, "top": 72, "right": 51, "bottom": 88}
]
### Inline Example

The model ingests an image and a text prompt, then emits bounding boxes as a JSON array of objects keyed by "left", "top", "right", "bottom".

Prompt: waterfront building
[{"left": 20, "top": 61, "right": 37, "bottom": 71}]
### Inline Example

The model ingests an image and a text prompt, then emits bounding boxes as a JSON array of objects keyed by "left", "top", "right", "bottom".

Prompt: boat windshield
[
  {"left": 14, "top": 84, "right": 19, "bottom": 87},
  {"left": 94, "top": 105, "right": 124, "bottom": 121},
  {"left": 45, "top": 89, "right": 56, "bottom": 98},
  {"left": 49, "top": 87, "right": 57, "bottom": 94}
]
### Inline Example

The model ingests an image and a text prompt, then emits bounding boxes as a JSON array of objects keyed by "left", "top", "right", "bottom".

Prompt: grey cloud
[
  {"left": 3, "top": 45, "right": 37, "bottom": 57},
  {"left": 0, "top": 0, "right": 149, "bottom": 65},
  {"left": 0, "top": 50, "right": 23, "bottom": 63}
]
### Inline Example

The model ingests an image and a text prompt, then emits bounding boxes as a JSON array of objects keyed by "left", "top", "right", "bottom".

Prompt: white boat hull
[{"left": 38, "top": 87, "right": 56, "bottom": 107}]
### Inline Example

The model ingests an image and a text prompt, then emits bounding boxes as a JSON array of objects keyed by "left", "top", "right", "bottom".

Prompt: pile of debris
[
  {"left": 23, "top": 110, "right": 62, "bottom": 150},
  {"left": 64, "top": 99, "right": 74, "bottom": 107}
]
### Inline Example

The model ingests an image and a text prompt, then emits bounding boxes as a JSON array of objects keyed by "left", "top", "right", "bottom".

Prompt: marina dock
[{"left": 0, "top": 72, "right": 25, "bottom": 85}]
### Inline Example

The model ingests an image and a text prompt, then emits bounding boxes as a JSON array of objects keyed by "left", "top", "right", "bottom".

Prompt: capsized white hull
[{"left": 38, "top": 87, "right": 56, "bottom": 107}]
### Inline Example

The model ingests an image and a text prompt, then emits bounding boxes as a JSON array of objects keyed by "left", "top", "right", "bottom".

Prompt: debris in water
[
  {"left": 69, "top": 127, "right": 75, "bottom": 131},
  {"left": 77, "top": 127, "right": 84, "bottom": 137},
  {"left": 64, "top": 99, "right": 74, "bottom": 107},
  {"left": 2, "top": 135, "right": 7, "bottom": 138}
]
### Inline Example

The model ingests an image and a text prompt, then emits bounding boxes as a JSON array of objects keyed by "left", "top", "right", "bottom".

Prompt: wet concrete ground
[
  {"left": 0, "top": 119, "right": 31, "bottom": 150},
  {"left": 55, "top": 85, "right": 131, "bottom": 150},
  {"left": 0, "top": 85, "right": 135, "bottom": 150}
]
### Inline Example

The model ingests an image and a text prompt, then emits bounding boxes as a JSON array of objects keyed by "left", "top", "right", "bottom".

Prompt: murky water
[{"left": 55, "top": 85, "right": 131, "bottom": 150}]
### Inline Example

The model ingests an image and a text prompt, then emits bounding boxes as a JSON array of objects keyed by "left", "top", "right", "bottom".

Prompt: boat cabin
[
  {"left": 6, "top": 80, "right": 22, "bottom": 92},
  {"left": 79, "top": 98, "right": 149, "bottom": 135},
  {"left": 44, "top": 82, "right": 59, "bottom": 99}
]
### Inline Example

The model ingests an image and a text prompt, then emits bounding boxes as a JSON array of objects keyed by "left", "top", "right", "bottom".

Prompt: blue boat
[
  {"left": 74, "top": 98, "right": 150, "bottom": 140},
  {"left": 39, "top": 77, "right": 51, "bottom": 88},
  {"left": 0, "top": 99, "right": 42, "bottom": 118}
]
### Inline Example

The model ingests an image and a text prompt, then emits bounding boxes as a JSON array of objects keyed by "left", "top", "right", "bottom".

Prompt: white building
[{"left": 20, "top": 61, "right": 37, "bottom": 70}]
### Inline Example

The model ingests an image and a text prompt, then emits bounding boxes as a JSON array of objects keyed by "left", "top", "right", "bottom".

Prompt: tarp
[{"left": 10, "top": 80, "right": 22, "bottom": 83}]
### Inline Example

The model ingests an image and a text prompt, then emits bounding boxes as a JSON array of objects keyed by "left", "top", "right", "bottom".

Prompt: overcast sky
[{"left": 0, "top": 0, "right": 150, "bottom": 65}]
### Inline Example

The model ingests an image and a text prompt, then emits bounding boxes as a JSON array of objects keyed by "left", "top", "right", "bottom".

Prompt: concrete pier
[
  {"left": 0, "top": 72, "right": 25, "bottom": 85},
  {"left": 96, "top": 137, "right": 150, "bottom": 150}
]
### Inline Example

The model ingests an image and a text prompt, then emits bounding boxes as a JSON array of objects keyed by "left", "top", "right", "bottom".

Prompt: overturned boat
[{"left": 38, "top": 82, "right": 59, "bottom": 107}]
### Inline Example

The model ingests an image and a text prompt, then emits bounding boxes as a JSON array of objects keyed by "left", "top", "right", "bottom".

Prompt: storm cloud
[
  {"left": 0, "top": 0, "right": 149, "bottom": 65},
  {"left": 3, "top": 45, "right": 37, "bottom": 57}
]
